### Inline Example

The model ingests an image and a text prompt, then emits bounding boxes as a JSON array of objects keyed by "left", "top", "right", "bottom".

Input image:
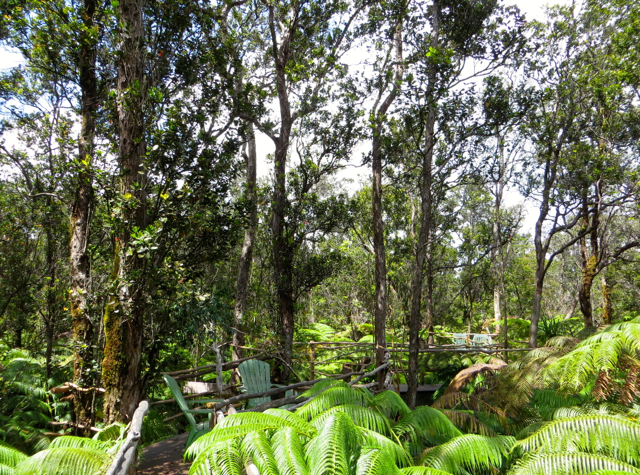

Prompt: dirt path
[{"left": 138, "top": 432, "right": 191, "bottom": 475}]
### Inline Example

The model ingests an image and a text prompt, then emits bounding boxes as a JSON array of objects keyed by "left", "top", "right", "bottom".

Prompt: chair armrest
[{"left": 271, "top": 384, "right": 286, "bottom": 388}]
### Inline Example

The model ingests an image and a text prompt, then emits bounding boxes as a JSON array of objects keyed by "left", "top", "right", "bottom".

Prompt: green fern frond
[
  {"left": 548, "top": 321, "right": 640, "bottom": 393},
  {"left": 0, "top": 463, "right": 15, "bottom": 475},
  {"left": 0, "top": 442, "right": 27, "bottom": 467},
  {"left": 589, "top": 471, "right": 639, "bottom": 475},
  {"left": 357, "top": 428, "right": 411, "bottom": 468},
  {"left": 271, "top": 427, "right": 309, "bottom": 475},
  {"left": 186, "top": 424, "right": 270, "bottom": 460},
  {"left": 311, "top": 405, "right": 392, "bottom": 435},
  {"left": 241, "top": 431, "right": 279, "bottom": 475},
  {"left": 399, "top": 468, "right": 454, "bottom": 475},
  {"left": 371, "top": 391, "right": 411, "bottom": 419},
  {"left": 440, "top": 410, "right": 497, "bottom": 436},
  {"left": 93, "top": 423, "right": 127, "bottom": 442},
  {"left": 516, "top": 415, "right": 640, "bottom": 464},
  {"left": 189, "top": 439, "right": 243, "bottom": 475},
  {"left": 306, "top": 412, "right": 358, "bottom": 475},
  {"left": 515, "top": 421, "right": 548, "bottom": 440},
  {"left": 393, "top": 406, "right": 462, "bottom": 445},
  {"left": 300, "top": 380, "right": 349, "bottom": 397},
  {"left": 509, "top": 452, "right": 640, "bottom": 475},
  {"left": 297, "top": 387, "right": 370, "bottom": 420},
  {"left": 420, "top": 434, "right": 515, "bottom": 474},
  {"left": 355, "top": 447, "right": 397, "bottom": 475},
  {"left": 263, "top": 409, "right": 317, "bottom": 437},
  {"left": 13, "top": 447, "right": 111, "bottom": 475},
  {"left": 49, "top": 436, "right": 110, "bottom": 451},
  {"left": 217, "top": 412, "right": 316, "bottom": 438}
]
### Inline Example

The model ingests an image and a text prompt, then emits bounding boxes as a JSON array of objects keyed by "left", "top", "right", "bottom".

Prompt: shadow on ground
[{"left": 138, "top": 431, "right": 191, "bottom": 475}]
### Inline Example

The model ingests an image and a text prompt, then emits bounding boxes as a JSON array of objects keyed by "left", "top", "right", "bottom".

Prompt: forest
[{"left": 1, "top": 0, "right": 640, "bottom": 473}]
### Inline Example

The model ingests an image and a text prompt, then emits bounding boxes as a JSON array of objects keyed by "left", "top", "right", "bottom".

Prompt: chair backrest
[
  {"left": 452, "top": 333, "right": 468, "bottom": 346},
  {"left": 163, "top": 374, "right": 197, "bottom": 430},
  {"left": 238, "top": 359, "right": 271, "bottom": 407},
  {"left": 471, "top": 334, "right": 493, "bottom": 346}
]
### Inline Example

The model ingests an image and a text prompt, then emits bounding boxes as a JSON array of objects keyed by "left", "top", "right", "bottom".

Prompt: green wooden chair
[
  {"left": 452, "top": 333, "right": 468, "bottom": 347},
  {"left": 471, "top": 333, "right": 493, "bottom": 348},
  {"left": 163, "top": 374, "right": 222, "bottom": 448},
  {"left": 238, "top": 359, "right": 287, "bottom": 408}
]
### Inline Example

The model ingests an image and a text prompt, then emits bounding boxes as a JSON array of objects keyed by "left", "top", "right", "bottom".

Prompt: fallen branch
[
  {"left": 51, "top": 382, "right": 106, "bottom": 394},
  {"left": 49, "top": 421, "right": 102, "bottom": 432}
]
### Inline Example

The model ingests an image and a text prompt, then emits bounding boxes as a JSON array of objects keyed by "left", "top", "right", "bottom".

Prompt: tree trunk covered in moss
[
  {"left": 578, "top": 187, "right": 600, "bottom": 329},
  {"left": 70, "top": 0, "right": 98, "bottom": 428},
  {"left": 601, "top": 273, "right": 612, "bottom": 325},
  {"left": 102, "top": 0, "right": 148, "bottom": 423}
]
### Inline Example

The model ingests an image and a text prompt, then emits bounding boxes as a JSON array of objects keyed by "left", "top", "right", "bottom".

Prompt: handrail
[{"left": 105, "top": 400, "right": 149, "bottom": 475}]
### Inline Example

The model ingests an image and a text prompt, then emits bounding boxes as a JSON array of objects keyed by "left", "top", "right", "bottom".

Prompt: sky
[{"left": 0, "top": 0, "right": 569, "bottom": 234}]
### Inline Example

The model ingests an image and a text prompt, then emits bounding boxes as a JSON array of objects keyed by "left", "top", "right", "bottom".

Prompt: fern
[
  {"left": 419, "top": 434, "right": 515, "bottom": 474},
  {"left": 357, "top": 427, "right": 411, "bottom": 468},
  {"left": 393, "top": 406, "right": 462, "bottom": 445},
  {"left": 371, "top": 391, "right": 411, "bottom": 419},
  {"left": 271, "top": 427, "right": 309, "bottom": 475},
  {"left": 13, "top": 447, "right": 111, "bottom": 475},
  {"left": 300, "top": 380, "right": 349, "bottom": 397},
  {"left": 263, "top": 409, "right": 317, "bottom": 437},
  {"left": 516, "top": 415, "right": 640, "bottom": 464},
  {"left": 187, "top": 425, "right": 275, "bottom": 460},
  {"left": 48, "top": 436, "right": 111, "bottom": 451},
  {"left": 297, "top": 386, "right": 371, "bottom": 420},
  {"left": 311, "top": 405, "right": 392, "bottom": 435},
  {"left": 399, "top": 468, "right": 454, "bottom": 475},
  {"left": 93, "top": 423, "right": 127, "bottom": 442},
  {"left": 0, "top": 464, "right": 15, "bottom": 475},
  {"left": 217, "top": 411, "right": 314, "bottom": 435},
  {"left": 241, "top": 431, "right": 279, "bottom": 475},
  {"left": 355, "top": 448, "right": 397, "bottom": 475},
  {"left": 547, "top": 320, "right": 640, "bottom": 396},
  {"left": 509, "top": 452, "right": 640, "bottom": 475},
  {"left": 189, "top": 439, "right": 243, "bottom": 475},
  {"left": 306, "top": 412, "right": 358, "bottom": 475},
  {"left": 0, "top": 443, "right": 27, "bottom": 468}
]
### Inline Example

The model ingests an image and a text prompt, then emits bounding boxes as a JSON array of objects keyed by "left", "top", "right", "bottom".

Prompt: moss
[{"left": 101, "top": 241, "right": 123, "bottom": 422}]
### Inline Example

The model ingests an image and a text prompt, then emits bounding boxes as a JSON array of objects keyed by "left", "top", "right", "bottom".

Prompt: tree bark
[
  {"left": 71, "top": 0, "right": 98, "bottom": 427},
  {"left": 372, "top": 21, "right": 404, "bottom": 391},
  {"left": 233, "top": 124, "right": 258, "bottom": 361},
  {"left": 601, "top": 272, "right": 612, "bottom": 325},
  {"left": 270, "top": 7, "right": 295, "bottom": 380},
  {"left": 103, "top": 0, "right": 147, "bottom": 423},
  {"left": 578, "top": 184, "right": 600, "bottom": 328},
  {"left": 408, "top": 0, "right": 439, "bottom": 409}
]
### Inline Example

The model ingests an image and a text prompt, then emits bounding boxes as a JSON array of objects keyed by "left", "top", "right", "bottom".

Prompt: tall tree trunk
[
  {"left": 45, "top": 222, "right": 56, "bottom": 379},
  {"left": 103, "top": 0, "right": 147, "bottom": 423},
  {"left": 233, "top": 124, "right": 257, "bottom": 362},
  {"left": 529, "top": 149, "right": 560, "bottom": 348},
  {"left": 601, "top": 272, "right": 612, "bottom": 325},
  {"left": 578, "top": 185, "right": 600, "bottom": 328},
  {"left": 408, "top": 1, "right": 439, "bottom": 409},
  {"left": 71, "top": 0, "right": 97, "bottom": 427},
  {"left": 372, "top": 22, "right": 404, "bottom": 391},
  {"left": 492, "top": 130, "right": 505, "bottom": 334}
]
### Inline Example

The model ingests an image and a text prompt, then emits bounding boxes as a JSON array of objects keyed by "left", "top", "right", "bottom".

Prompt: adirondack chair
[
  {"left": 471, "top": 333, "right": 493, "bottom": 348},
  {"left": 163, "top": 374, "right": 222, "bottom": 448},
  {"left": 238, "top": 359, "right": 286, "bottom": 408},
  {"left": 452, "top": 333, "right": 468, "bottom": 347}
]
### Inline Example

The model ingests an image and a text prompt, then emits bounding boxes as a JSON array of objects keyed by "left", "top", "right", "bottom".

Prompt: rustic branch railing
[{"left": 105, "top": 400, "right": 149, "bottom": 475}]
